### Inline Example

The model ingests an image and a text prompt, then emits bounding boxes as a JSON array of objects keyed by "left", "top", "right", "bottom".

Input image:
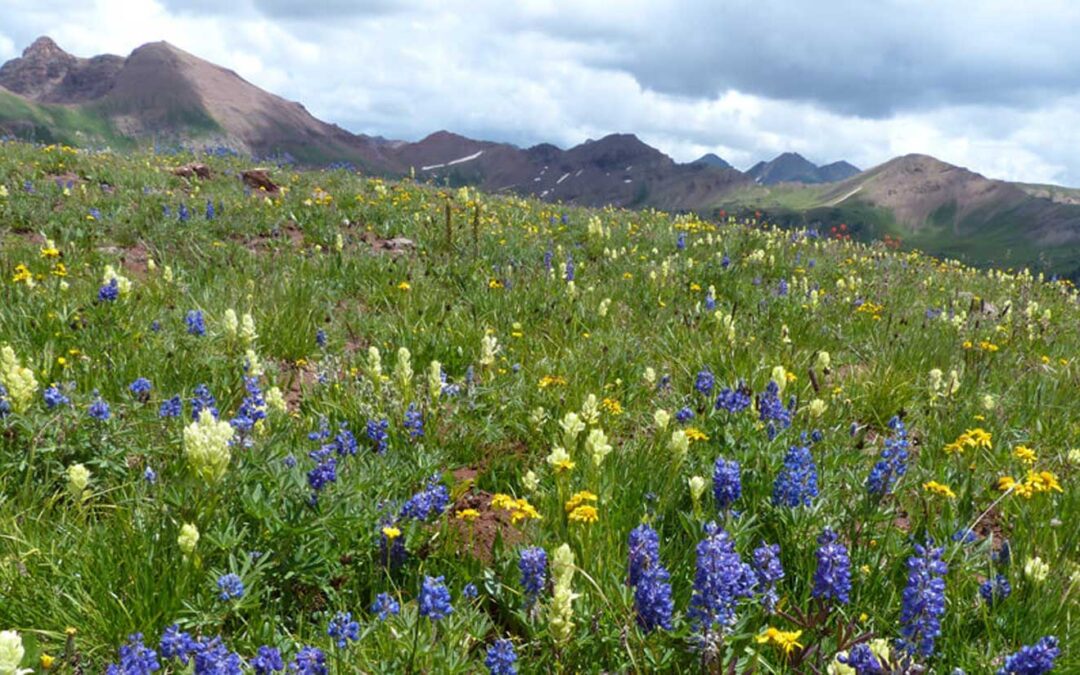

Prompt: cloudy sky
[{"left": 3, "top": 0, "right": 1080, "bottom": 185}]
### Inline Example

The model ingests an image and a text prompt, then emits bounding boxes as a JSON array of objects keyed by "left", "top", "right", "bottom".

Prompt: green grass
[{"left": 0, "top": 139, "right": 1077, "bottom": 673}]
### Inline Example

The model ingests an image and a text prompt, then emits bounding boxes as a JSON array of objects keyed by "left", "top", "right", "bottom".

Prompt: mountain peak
[
  {"left": 691, "top": 153, "right": 732, "bottom": 169},
  {"left": 22, "top": 36, "right": 69, "bottom": 60}
]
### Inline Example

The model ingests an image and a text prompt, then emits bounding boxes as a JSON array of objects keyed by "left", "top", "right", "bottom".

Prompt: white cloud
[{"left": 2, "top": 0, "right": 1080, "bottom": 185}]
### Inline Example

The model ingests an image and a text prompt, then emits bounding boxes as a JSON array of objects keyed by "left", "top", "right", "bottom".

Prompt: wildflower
[
  {"left": 757, "top": 381, "right": 793, "bottom": 430},
  {"left": 264, "top": 386, "right": 286, "bottom": 413},
  {"left": 288, "top": 647, "right": 326, "bottom": 675},
  {"left": 519, "top": 546, "right": 547, "bottom": 607},
  {"left": 480, "top": 333, "right": 499, "bottom": 367},
  {"left": 456, "top": 509, "right": 479, "bottom": 521},
  {"left": 585, "top": 428, "right": 613, "bottom": 466},
  {"left": 0, "top": 629, "right": 31, "bottom": 675},
  {"left": 866, "top": 416, "right": 909, "bottom": 496},
  {"left": 716, "top": 385, "right": 752, "bottom": 413},
  {"left": 178, "top": 523, "right": 199, "bottom": 555},
  {"left": 538, "top": 375, "right": 567, "bottom": 389},
  {"left": 397, "top": 281, "right": 410, "bottom": 291},
  {"left": 808, "top": 398, "right": 827, "bottom": 417},
  {"left": 922, "top": 481, "right": 956, "bottom": 499},
  {"left": 1014, "top": 446, "right": 1037, "bottom": 464},
  {"left": 685, "top": 426, "right": 709, "bottom": 442},
  {"left": 143, "top": 466, "right": 157, "bottom": 484},
  {"left": 1024, "top": 556, "right": 1049, "bottom": 583},
  {"left": 250, "top": 646, "right": 284, "bottom": 674},
  {"left": 689, "top": 475, "right": 708, "bottom": 504},
  {"left": 752, "top": 542, "right": 784, "bottom": 613},
  {"left": 979, "top": 574, "right": 1012, "bottom": 605},
  {"left": 365, "top": 418, "right": 390, "bottom": 453},
  {"left": 695, "top": 368, "right": 715, "bottom": 395},
  {"left": 546, "top": 446, "right": 575, "bottom": 472},
  {"left": 129, "top": 377, "right": 152, "bottom": 402},
  {"left": 43, "top": 386, "right": 70, "bottom": 409},
  {"left": 626, "top": 526, "right": 673, "bottom": 632},
  {"left": 485, "top": 639, "right": 518, "bottom": 675},
  {"left": 216, "top": 573, "right": 244, "bottom": 601},
  {"left": 10, "top": 264, "right": 34, "bottom": 287},
  {"left": 403, "top": 404, "right": 424, "bottom": 438},
  {"left": 669, "top": 429, "right": 689, "bottom": 462},
  {"left": 996, "top": 636, "right": 1059, "bottom": 675},
  {"left": 712, "top": 457, "right": 741, "bottom": 512},
  {"left": 688, "top": 523, "right": 755, "bottom": 635},
  {"left": 98, "top": 278, "right": 120, "bottom": 302},
  {"left": 371, "top": 593, "right": 400, "bottom": 620},
  {"left": 835, "top": 643, "right": 884, "bottom": 674},
  {"left": 419, "top": 575, "right": 453, "bottom": 620},
  {"left": 185, "top": 310, "right": 206, "bottom": 336},
  {"left": 813, "top": 529, "right": 851, "bottom": 605},
  {"left": 327, "top": 612, "right": 359, "bottom": 648},
  {"left": 104, "top": 633, "right": 159, "bottom": 675},
  {"left": 400, "top": 474, "right": 449, "bottom": 521},
  {"left": 899, "top": 542, "right": 948, "bottom": 658},
  {"left": 184, "top": 410, "right": 234, "bottom": 481},
  {"left": 394, "top": 347, "right": 413, "bottom": 389},
  {"left": 580, "top": 394, "right": 600, "bottom": 425},
  {"left": 88, "top": 395, "right": 111, "bottom": 421},
  {"left": 66, "top": 463, "right": 91, "bottom": 499},
  {"left": 549, "top": 544, "right": 579, "bottom": 642},
  {"left": 159, "top": 396, "right": 182, "bottom": 418},
  {"left": 102, "top": 265, "right": 132, "bottom": 295},
  {"left": 773, "top": 445, "right": 819, "bottom": 507},
  {"left": 462, "top": 583, "right": 478, "bottom": 599},
  {"left": 522, "top": 470, "right": 539, "bottom": 492},
  {"left": 559, "top": 411, "right": 585, "bottom": 448},
  {"left": 654, "top": 408, "right": 671, "bottom": 429},
  {"left": 568, "top": 505, "right": 598, "bottom": 524},
  {"left": 756, "top": 627, "right": 804, "bottom": 655},
  {"left": 1, "top": 345, "right": 39, "bottom": 413}
]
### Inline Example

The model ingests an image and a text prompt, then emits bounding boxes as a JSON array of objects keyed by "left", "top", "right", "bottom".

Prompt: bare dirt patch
[{"left": 449, "top": 489, "right": 524, "bottom": 563}]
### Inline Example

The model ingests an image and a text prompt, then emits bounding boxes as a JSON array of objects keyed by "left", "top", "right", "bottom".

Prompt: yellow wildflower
[
  {"left": 567, "top": 504, "right": 598, "bottom": 524},
  {"left": 1013, "top": 445, "right": 1037, "bottom": 465},
  {"left": 456, "top": 509, "right": 480, "bottom": 521},
  {"left": 922, "top": 481, "right": 956, "bottom": 499},
  {"left": 564, "top": 490, "right": 598, "bottom": 513},
  {"left": 601, "top": 397, "right": 623, "bottom": 415},
  {"left": 397, "top": 281, "right": 411, "bottom": 291},
  {"left": 685, "top": 427, "right": 709, "bottom": 442},
  {"left": 756, "top": 627, "right": 804, "bottom": 655},
  {"left": 381, "top": 526, "right": 401, "bottom": 540},
  {"left": 538, "top": 375, "right": 568, "bottom": 389}
]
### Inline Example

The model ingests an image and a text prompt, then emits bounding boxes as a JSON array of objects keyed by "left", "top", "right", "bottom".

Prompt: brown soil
[{"left": 449, "top": 489, "right": 524, "bottom": 563}]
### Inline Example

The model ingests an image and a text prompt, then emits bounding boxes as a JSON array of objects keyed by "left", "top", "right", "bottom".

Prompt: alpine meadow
[{"left": 0, "top": 138, "right": 1075, "bottom": 673}]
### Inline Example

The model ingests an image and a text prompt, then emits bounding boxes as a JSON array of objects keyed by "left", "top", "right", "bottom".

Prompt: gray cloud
[{"left": 3, "top": 0, "right": 1080, "bottom": 185}]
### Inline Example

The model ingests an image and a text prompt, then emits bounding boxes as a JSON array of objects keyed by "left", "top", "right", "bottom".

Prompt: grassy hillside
[
  {"left": 0, "top": 89, "right": 133, "bottom": 148},
  {"left": 0, "top": 139, "right": 1076, "bottom": 672}
]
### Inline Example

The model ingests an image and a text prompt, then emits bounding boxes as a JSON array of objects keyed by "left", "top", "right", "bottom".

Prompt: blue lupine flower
[
  {"left": 0, "top": 385, "right": 9, "bottom": 419},
  {"left": 980, "top": 574, "right": 1012, "bottom": 606},
  {"left": 866, "top": 416, "right": 910, "bottom": 496},
  {"left": 192, "top": 637, "right": 243, "bottom": 674},
  {"left": 250, "top": 646, "right": 284, "bottom": 674},
  {"left": 105, "top": 633, "right": 160, "bottom": 675},
  {"left": 993, "top": 541, "right": 1012, "bottom": 567},
  {"left": 230, "top": 376, "right": 267, "bottom": 436},
  {"left": 43, "top": 385, "right": 70, "bottom": 409},
  {"left": 327, "top": 611, "right": 360, "bottom": 648},
  {"left": 159, "top": 624, "right": 198, "bottom": 665},
  {"left": 704, "top": 291, "right": 716, "bottom": 311},
  {"left": 216, "top": 573, "right": 244, "bottom": 601},
  {"left": 687, "top": 522, "right": 755, "bottom": 635},
  {"left": 996, "top": 636, "right": 1060, "bottom": 675},
  {"left": 315, "top": 329, "right": 327, "bottom": 347},
  {"left": 88, "top": 395, "right": 111, "bottom": 421},
  {"left": 306, "top": 452, "right": 337, "bottom": 500},
  {"left": 283, "top": 454, "right": 297, "bottom": 468},
  {"left": 129, "top": 377, "right": 152, "bottom": 401},
  {"left": 899, "top": 542, "right": 948, "bottom": 658},
  {"left": 752, "top": 541, "right": 784, "bottom": 613},
  {"left": 543, "top": 245, "right": 554, "bottom": 272},
  {"left": 721, "top": 254, "right": 731, "bottom": 268},
  {"left": 675, "top": 406, "right": 695, "bottom": 424},
  {"left": 404, "top": 404, "right": 424, "bottom": 438},
  {"left": 837, "top": 643, "right": 883, "bottom": 673},
  {"left": 190, "top": 384, "right": 218, "bottom": 419},
  {"left": 715, "top": 385, "right": 752, "bottom": 413},
  {"left": 695, "top": 368, "right": 715, "bottom": 395},
  {"left": 185, "top": 310, "right": 206, "bottom": 336},
  {"left": 159, "top": 396, "right": 182, "bottom": 418},
  {"left": 712, "top": 457, "right": 741, "bottom": 512},
  {"left": 561, "top": 213, "right": 569, "bottom": 224},
  {"left": 951, "top": 528, "right": 978, "bottom": 545},
  {"left": 151, "top": 320, "right": 162, "bottom": 332},
  {"left": 676, "top": 232, "right": 687, "bottom": 250},
  {"left": 812, "top": 528, "right": 851, "bottom": 605},
  {"left": 98, "top": 278, "right": 120, "bottom": 302},
  {"left": 143, "top": 466, "right": 157, "bottom": 484},
  {"left": 89, "top": 208, "right": 102, "bottom": 221},
  {"left": 776, "top": 278, "right": 789, "bottom": 296},
  {"left": 463, "top": 583, "right": 478, "bottom": 599},
  {"left": 657, "top": 374, "right": 671, "bottom": 391},
  {"left": 205, "top": 199, "right": 215, "bottom": 220},
  {"left": 757, "top": 381, "right": 792, "bottom": 429},
  {"left": 178, "top": 202, "right": 190, "bottom": 222},
  {"left": 399, "top": 473, "right": 449, "bottom": 521},
  {"left": 485, "top": 639, "right": 518, "bottom": 675},
  {"left": 288, "top": 647, "right": 327, "bottom": 675},
  {"left": 635, "top": 562, "right": 674, "bottom": 632},
  {"left": 378, "top": 516, "right": 407, "bottom": 570},
  {"left": 418, "top": 575, "right": 453, "bottom": 620},
  {"left": 564, "top": 254, "right": 575, "bottom": 281},
  {"left": 519, "top": 546, "right": 547, "bottom": 607},
  {"left": 371, "top": 592, "right": 400, "bottom": 620},
  {"left": 772, "top": 445, "right": 818, "bottom": 507},
  {"left": 366, "top": 418, "right": 390, "bottom": 453},
  {"left": 628, "top": 524, "right": 661, "bottom": 587}
]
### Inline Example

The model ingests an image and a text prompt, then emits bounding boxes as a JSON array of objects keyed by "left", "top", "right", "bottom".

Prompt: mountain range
[{"left": 2, "top": 37, "right": 1079, "bottom": 277}]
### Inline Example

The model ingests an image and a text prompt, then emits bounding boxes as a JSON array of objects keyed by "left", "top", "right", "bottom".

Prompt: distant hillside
[
  {"left": 691, "top": 153, "right": 733, "bottom": 170},
  {"left": 747, "top": 152, "right": 861, "bottom": 184}
]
